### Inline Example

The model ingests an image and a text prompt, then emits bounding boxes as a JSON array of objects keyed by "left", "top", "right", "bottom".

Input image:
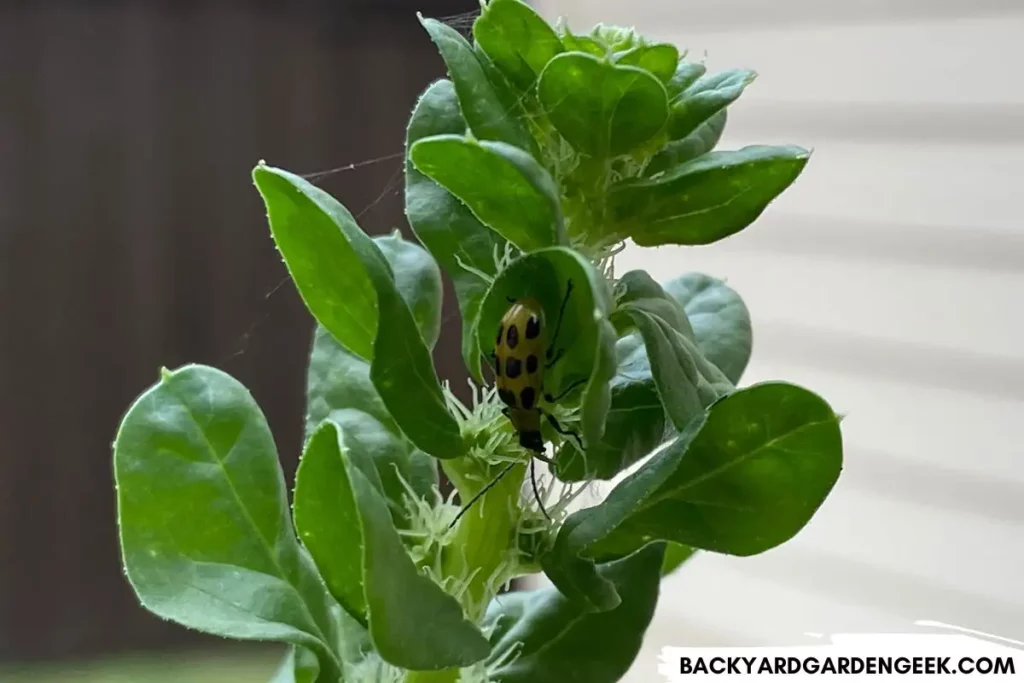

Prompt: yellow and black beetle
[
  {"left": 450, "top": 281, "right": 585, "bottom": 527},
  {"left": 493, "top": 282, "right": 585, "bottom": 455}
]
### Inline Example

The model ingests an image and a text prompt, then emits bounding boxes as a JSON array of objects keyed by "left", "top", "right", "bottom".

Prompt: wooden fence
[{"left": 0, "top": 0, "right": 476, "bottom": 662}]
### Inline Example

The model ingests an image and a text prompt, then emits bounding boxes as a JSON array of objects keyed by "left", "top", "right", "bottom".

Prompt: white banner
[{"left": 658, "top": 622, "right": 1022, "bottom": 681}]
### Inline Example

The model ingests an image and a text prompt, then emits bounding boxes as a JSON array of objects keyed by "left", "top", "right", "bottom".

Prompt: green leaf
[
  {"left": 410, "top": 134, "right": 564, "bottom": 252},
  {"left": 306, "top": 324, "right": 395, "bottom": 442},
  {"left": 622, "top": 304, "right": 732, "bottom": 431},
  {"left": 612, "top": 270, "right": 693, "bottom": 338},
  {"left": 255, "top": 165, "right": 464, "bottom": 460},
  {"left": 294, "top": 425, "right": 366, "bottom": 626},
  {"left": 553, "top": 332, "right": 666, "bottom": 482},
  {"left": 405, "top": 78, "right": 508, "bottom": 383},
  {"left": 555, "top": 270, "right": 691, "bottom": 482},
  {"left": 475, "top": 247, "right": 616, "bottom": 449},
  {"left": 661, "top": 543, "right": 696, "bottom": 576},
  {"left": 669, "top": 69, "right": 755, "bottom": 141},
  {"left": 486, "top": 543, "right": 665, "bottom": 682},
  {"left": 645, "top": 109, "right": 727, "bottom": 177},
  {"left": 609, "top": 145, "right": 811, "bottom": 246},
  {"left": 255, "top": 166, "right": 376, "bottom": 361},
  {"left": 615, "top": 43, "right": 679, "bottom": 82},
  {"left": 538, "top": 521, "right": 620, "bottom": 613},
  {"left": 666, "top": 61, "right": 706, "bottom": 98},
  {"left": 664, "top": 273, "right": 752, "bottom": 384},
  {"left": 555, "top": 270, "right": 748, "bottom": 482},
  {"left": 114, "top": 365, "right": 342, "bottom": 682},
  {"left": 538, "top": 52, "right": 669, "bottom": 158},
  {"left": 294, "top": 421, "right": 490, "bottom": 670},
  {"left": 560, "top": 33, "right": 605, "bottom": 57},
  {"left": 472, "top": 42, "right": 540, "bottom": 151},
  {"left": 418, "top": 15, "right": 534, "bottom": 153},
  {"left": 473, "top": 0, "right": 564, "bottom": 90},
  {"left": 270, "top": 646, "right": 321, "bottom": 683},
  {"left": 305, "top": 325, "right": 438, "bottom": 527},
  {"left": 374, "top": 231, "right": 443, "bottom": 349},
  {"left": 550, "top": 382, "right": 843, "bottom": 564}
]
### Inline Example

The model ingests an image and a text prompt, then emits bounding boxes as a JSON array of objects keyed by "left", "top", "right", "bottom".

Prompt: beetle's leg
[
  {"left": 530, "top": 459, "right": 552, "bottom": 522},
  {"left": 501, "top": 406, "right": 511, "bottom": 418},
  {"left": 540, "top": 408, "right": 585, "bottom": 451},
  {"left": 545, "top": 280, "right": 574, "bottom": 361},
  {"left": 449, "top": 461, "right": 518, "bottom": 529},
  {"left": 543, "top": 377, "right": 586, "bottom": 404}
]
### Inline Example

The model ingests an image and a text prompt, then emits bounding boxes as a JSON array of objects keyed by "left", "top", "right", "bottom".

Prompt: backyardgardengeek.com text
[{"left": 676, "top": 655, "right": 1016, "bottom": 676}]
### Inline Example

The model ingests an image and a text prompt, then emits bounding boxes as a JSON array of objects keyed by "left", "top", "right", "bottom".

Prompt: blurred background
[
  {"left": 0, "top": 0, "right": 478, "bottom": 680},
  {"left": 0, "top": 0, "right": 1021, "bottom": 681}
]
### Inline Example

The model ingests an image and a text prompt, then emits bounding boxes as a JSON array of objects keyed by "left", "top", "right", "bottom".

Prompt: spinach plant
[{"left": 113, "top": 2, "right": 843, "bottom": 681}]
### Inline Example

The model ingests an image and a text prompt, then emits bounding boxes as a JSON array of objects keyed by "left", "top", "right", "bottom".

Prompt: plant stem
[
  {"left": 441, "top": 459, "right": 526, "bottom": 621},
  {"left": 403, "top": 461, "right": 525, "bottom": 683}
]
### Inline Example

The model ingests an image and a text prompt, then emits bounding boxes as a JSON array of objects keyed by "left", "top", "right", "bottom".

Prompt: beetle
[
  {"left": 449, "top": 281, "right": 585, "bottom": 528},
  {"left": 494, "top": 283, "right": 584, "bottom": 454}
]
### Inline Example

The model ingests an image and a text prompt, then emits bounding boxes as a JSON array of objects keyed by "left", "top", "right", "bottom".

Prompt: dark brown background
[{"left": 0, "top": 0, "right": 476, "bottom": 663}]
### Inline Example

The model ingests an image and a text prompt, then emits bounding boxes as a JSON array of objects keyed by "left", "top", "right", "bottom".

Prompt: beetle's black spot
[
  {"left": 496, "top": 324, "right": 504, "bottom": 346},
  {"left": 526, "top": 354, "right": 538, "bottom": 374},
  {"left": 505, "top": 357, "right": 522, "bottom": 379},
  {"left": 525, "top": 315, "right": 541, "bottom": 339},
  {"left": 494, "top": 357, "right": 502, "bottom": 377},
  {"left": 520, "top": 386, "right": 536, "bottom": 410},
  {"left": 498, "top": 388, "right": 516, "bottom": 407},
  {"left": 506, "top": 324, "right": 519, "bottom": 349}
]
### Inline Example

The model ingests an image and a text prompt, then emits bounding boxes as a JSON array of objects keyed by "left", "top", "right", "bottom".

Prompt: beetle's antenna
[
  {"left": 546, "top": 280, "right": 574, "bottom": 356},
  {"left": 544, "top": 377, "right": 587, "bottom": 404},
  {"left": 449, "top": 461, "right": 517, "bottom": 529},
  {"left": 530, "top": 459, "right": 552, "bottom": 522}
]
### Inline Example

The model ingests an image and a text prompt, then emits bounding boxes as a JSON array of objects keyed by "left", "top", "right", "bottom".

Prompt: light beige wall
[{"left": 529, "top": 2, "right": 1024, "bottom": 680}]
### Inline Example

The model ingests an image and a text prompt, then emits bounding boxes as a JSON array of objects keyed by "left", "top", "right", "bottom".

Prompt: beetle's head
[{"left": 518, "top": 429, "right": 545, "bottom": 453}]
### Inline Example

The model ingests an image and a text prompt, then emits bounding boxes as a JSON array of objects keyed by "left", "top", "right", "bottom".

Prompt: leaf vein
[
  {"left": 166, "top": 384, "right": 335, "bottom": 655},
  {"left": 646, "top": 416, "right": 835, "bottom": 509}
]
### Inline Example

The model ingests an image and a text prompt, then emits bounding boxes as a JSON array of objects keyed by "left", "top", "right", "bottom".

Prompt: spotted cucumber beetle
[{"left": 449, "top": 281, "right": 585, "bottom": 528}]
